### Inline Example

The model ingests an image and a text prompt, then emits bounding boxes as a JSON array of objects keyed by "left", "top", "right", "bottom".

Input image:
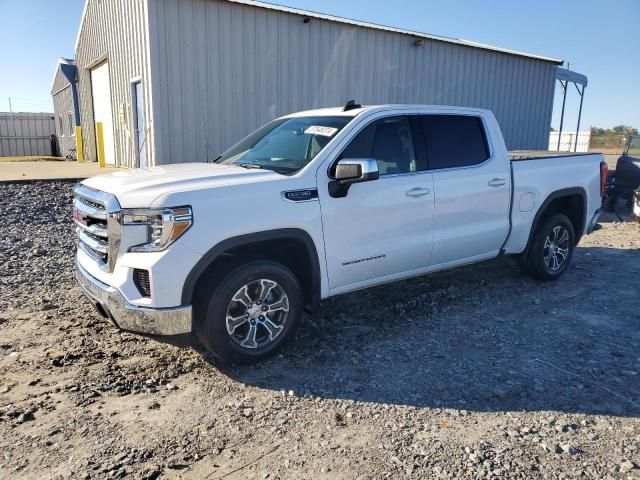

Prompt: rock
[
  {"left": 541, "top": 442, "right": 562, "bottom": 454},
  {"left": 17, "top": 412, "right": 35, "bottom": 423},
  {"left": 620, "top": 460, "right": 637, "bottom": 473},
  {"left": 560, "top": 443, "right": 580, "bottom": 455},
  {"left": 148, "top": 402, "right": 161, "bottom": 410},
  {"left": 468, "top": 452, "right": 484, "bottom": 463},
  {"left": 533, "top": 298, "right": 541, "bottom": 305},
  {"left": 112, "top": 468, "right": 127, "bottom": 478},
  {"left": 243, "top": 408, "right": 253, "bottom": 417}
]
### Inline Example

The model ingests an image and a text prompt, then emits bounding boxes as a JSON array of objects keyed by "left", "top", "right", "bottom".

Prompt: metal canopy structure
[{"left": 555, "top": 67, "right": 589, "bottom": 152}]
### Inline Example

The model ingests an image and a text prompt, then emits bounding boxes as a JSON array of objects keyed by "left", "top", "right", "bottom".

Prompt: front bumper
[{"left": 76, "top": 260, "right": 192, "bottom": 336}]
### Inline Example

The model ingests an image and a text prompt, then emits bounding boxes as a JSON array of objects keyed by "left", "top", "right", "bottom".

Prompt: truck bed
[{"left": 508, "top": 150, "right": 597, "bottom": 161}]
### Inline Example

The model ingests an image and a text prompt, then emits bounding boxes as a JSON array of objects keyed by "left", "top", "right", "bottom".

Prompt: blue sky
[{"left": 0, "top": 0, "right": 638, "bottom": 130}]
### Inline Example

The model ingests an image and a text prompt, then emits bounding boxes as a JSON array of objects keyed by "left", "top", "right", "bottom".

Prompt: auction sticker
[{"left": 304, "top": 126, "right": 338, "bottom": 137}]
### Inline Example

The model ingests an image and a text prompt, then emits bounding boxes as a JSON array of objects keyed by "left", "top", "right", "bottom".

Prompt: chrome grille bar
[
  {"left": 73, "top": 184, "right": 122, "bottom": 272},
  {"left": 73, "top": 197, "right": 107, "bottom": 220},
  {"left": 73, "top": 218, "right": 108, "bottom": 238},
  {"left": 76, "top": 227, "right": 109, "bottom": 254}
]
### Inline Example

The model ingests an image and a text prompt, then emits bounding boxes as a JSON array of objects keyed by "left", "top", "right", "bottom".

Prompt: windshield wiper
[{"left": 238, "top": 163, "right": 263, "bottom": 169}]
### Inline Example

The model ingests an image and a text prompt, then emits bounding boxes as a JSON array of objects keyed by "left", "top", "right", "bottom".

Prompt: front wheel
[
  {"left": 195, "top": 261, "right": 302, "bottom": 364},
  {"left": 522, "top": 213, "right": 575, "bottom": 281}
]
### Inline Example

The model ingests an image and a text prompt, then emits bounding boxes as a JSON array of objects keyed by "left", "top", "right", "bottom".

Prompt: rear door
[{"left": 421, "top": 114, "right": 510, "bottom": 265}]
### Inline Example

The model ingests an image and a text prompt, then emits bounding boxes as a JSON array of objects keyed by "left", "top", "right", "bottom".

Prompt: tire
[
  {"left": 195, "top": 260, "right": 302, "bottom": 364},
  {"left": 522, "top": 213, "right": 575, "bottom": 281}
]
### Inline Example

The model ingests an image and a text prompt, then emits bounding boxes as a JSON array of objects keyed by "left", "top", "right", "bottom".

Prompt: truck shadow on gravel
[{"left": 218, "top": 246, "right": 640, "bottom": 418}]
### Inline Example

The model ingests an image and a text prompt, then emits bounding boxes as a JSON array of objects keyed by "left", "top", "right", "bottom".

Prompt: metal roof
[
  {"left": 74, "top": 0, "right": 563, "bottom": 65},
  {"left": 555, "top": 67, "right": 588, "bottom": 86},
  {"left": 226, "top": 0, "right": 564, "bottom": 64},
  {"left": 50, "top": 57, "right": 76, "bottom": 93}
]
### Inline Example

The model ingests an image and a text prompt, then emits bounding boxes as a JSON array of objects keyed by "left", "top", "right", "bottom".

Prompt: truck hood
[{"left": 81, "top": 163, "right": 281, "bottom": 207}]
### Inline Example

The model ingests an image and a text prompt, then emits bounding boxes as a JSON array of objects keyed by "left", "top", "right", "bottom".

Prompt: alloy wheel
[
  {"left": 225, "top": 278, "right": 290, "bottom": 349},
  {"left": 543, "top": 225, "right": 570, "bottom": 272}
]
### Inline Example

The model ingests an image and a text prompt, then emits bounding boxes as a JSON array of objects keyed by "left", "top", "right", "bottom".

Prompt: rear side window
[
  {"left": 340, "top": 116, "right": 421, "bottom": 175},
  {"left": 421, "top": 115, "right": 489, "bottom": 170}
]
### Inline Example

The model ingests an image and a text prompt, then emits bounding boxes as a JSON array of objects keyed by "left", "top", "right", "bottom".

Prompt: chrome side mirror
[{"left": 329, "top": 158, "right": 379, "bottom": 198}]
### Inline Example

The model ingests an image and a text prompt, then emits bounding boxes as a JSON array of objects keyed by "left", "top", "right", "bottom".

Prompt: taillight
[{"left": 600, "top": 161, "right": 608, "bottom": 198}]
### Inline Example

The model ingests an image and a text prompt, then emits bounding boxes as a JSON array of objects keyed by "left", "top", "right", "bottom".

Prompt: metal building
[
  {"left": 73, "top": 0, "right": 583, "bottom": 168},
  {"left": 0, "top": 112, "right": 56, "bottom": 157},
  {"left": 51, "top": 58, "right": 82, "bottom": 158}
]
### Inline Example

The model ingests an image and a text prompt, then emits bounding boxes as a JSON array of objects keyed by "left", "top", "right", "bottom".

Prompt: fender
[
  {"left": 523, "top": 187, "right": 587, "bottom": 254},
  {"left": 181, "top": 228, "right": 321, "bottom": 311}
]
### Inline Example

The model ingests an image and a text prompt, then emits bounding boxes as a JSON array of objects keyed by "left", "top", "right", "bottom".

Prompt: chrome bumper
[
  {"left": 76, "top": 260, "right": 192, "bottom": 336},
  {"left": 586, "top": 208, "right": 602, "bottom": 234}
]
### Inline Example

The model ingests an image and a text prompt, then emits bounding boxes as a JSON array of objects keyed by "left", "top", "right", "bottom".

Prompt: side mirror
[{"left": 329, "top": 158, "right": 379, "bottom": 198}]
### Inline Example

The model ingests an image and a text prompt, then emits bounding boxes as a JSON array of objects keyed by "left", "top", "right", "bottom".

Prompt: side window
[
  {"left": 58, "top": 115, "right": 64, "bottom": 137},
  {"left": 421, "top": 115, "right": 489, "bottom": 170},
  {"left": 341, "top": 116, "right": 419, "bottom": 175}
]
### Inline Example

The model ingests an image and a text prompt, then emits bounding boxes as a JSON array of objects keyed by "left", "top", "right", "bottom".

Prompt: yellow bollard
[
  {"left": 75, "top": 126, "right": 84, "bottom": 163},
  {"left": 96, "top": 122, "right": 106, "bottom": 168}
]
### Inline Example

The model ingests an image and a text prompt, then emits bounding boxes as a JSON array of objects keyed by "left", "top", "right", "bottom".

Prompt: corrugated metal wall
[
  {"left": 75, "top": 0, "right": 154, "bottom": 167},
  {"left": 0, "top": 112, "right": 56, "bottom": 157},
  {"left": 52, "top": 69, "right": 76, "bottom": 157},
  {"left": 147, "top": 0, "right": 557, "bottom": 165}
]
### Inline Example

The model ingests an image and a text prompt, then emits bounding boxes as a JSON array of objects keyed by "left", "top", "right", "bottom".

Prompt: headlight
[{"left": 123, "top": 206, "right": 193, "bottom": 252}]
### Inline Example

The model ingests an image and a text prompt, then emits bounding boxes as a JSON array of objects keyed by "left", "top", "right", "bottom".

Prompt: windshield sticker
[{"left": 304, "top": 125, "right": 338, "bottom": 137}]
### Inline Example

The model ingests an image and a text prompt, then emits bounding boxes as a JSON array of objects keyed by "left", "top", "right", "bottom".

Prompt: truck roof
[{"left": 282, "top": 104, "right": 493, "bottom": 118}]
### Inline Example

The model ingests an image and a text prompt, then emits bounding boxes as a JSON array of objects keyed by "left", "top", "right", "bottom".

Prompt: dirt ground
[{"left": 1, "top": 181, "right": 639, "bottom": 480}]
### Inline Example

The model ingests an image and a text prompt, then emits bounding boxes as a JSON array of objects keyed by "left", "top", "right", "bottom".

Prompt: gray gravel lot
[{"left": 0, "top": 180, "right": 639, "bottom": 479}]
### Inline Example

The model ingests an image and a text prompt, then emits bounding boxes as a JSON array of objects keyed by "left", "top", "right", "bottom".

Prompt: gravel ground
[{"left": 1, "top": 181, "right": 639, "bottom": 480}]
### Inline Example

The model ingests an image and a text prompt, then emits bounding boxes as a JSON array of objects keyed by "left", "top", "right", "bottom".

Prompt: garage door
[{"left": 90, "top": 62, "right": 116, "bottom": 165}]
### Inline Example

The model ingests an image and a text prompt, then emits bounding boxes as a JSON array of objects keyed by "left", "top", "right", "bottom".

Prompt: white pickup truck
[{"left": 74, "top": 103, "right": 607, "bottom": 363}]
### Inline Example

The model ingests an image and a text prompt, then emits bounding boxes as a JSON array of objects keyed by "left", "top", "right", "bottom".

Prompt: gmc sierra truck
[{"left": 73, "top": 103, "right": 607, "bottom": 363}]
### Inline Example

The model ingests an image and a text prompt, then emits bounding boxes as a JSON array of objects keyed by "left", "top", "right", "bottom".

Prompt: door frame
[
  {"left": 130, "top": 76, "right": 146, "bottom": 168},
  {"left": 88, "top": 58, "right": 116, "bottom": 166}
]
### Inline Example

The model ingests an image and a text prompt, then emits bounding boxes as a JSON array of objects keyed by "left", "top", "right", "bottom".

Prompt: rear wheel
[
  {"left": 522, "top": 213, "right": 575, "bottom": 281},
  {"left": 195, "top": 261, "right": 302, "bottom": 364}
]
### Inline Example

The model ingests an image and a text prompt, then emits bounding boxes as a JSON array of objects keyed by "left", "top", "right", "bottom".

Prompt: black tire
[
  {"left": 195, "top": 260, "right": 302, "bottom": 364},
  {"left": 522, "top": 213, "right": 575, "bottom": 281}
]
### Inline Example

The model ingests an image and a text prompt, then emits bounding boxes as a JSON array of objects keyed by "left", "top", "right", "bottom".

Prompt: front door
[{"left": 319, "top": 115, "right": 435, "bottom": 291}]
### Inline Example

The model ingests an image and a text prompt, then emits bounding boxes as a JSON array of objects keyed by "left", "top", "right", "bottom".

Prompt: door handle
[
  {"left": 406, "top": 187, "right": 431, "bottom": 198},
  {"left": 488, "top": 178, "right": 506, "bottom": 187}
]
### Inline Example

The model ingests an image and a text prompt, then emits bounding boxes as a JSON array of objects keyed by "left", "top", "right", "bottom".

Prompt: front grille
[
  {"left": 133, "top": 269, "right": 151, "bottom": 297},
  {"left": 73, "top": 184, "right": 121, "bottom": 272}
]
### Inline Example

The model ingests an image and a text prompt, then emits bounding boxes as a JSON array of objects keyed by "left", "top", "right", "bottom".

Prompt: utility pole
[{"left": 8, "top": 97, "right": 12, "bottom": 113}]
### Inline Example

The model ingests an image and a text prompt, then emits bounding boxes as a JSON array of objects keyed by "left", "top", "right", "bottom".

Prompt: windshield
[{"left": 215, "top": 116, "right": 352, "bottom": 174}]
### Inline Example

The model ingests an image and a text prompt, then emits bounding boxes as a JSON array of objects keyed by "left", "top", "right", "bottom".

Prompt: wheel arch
[
  {"left": 182, "top": 228, "right": 322, "bottom": 314},
  {"left": 524, "top": 187, "right": 587, "bottom": 254}
]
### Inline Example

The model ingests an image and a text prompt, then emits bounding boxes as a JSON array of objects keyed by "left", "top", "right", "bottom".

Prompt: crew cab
[{"left": 73, "top": 103, "right": 607, "bottom": 363}]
